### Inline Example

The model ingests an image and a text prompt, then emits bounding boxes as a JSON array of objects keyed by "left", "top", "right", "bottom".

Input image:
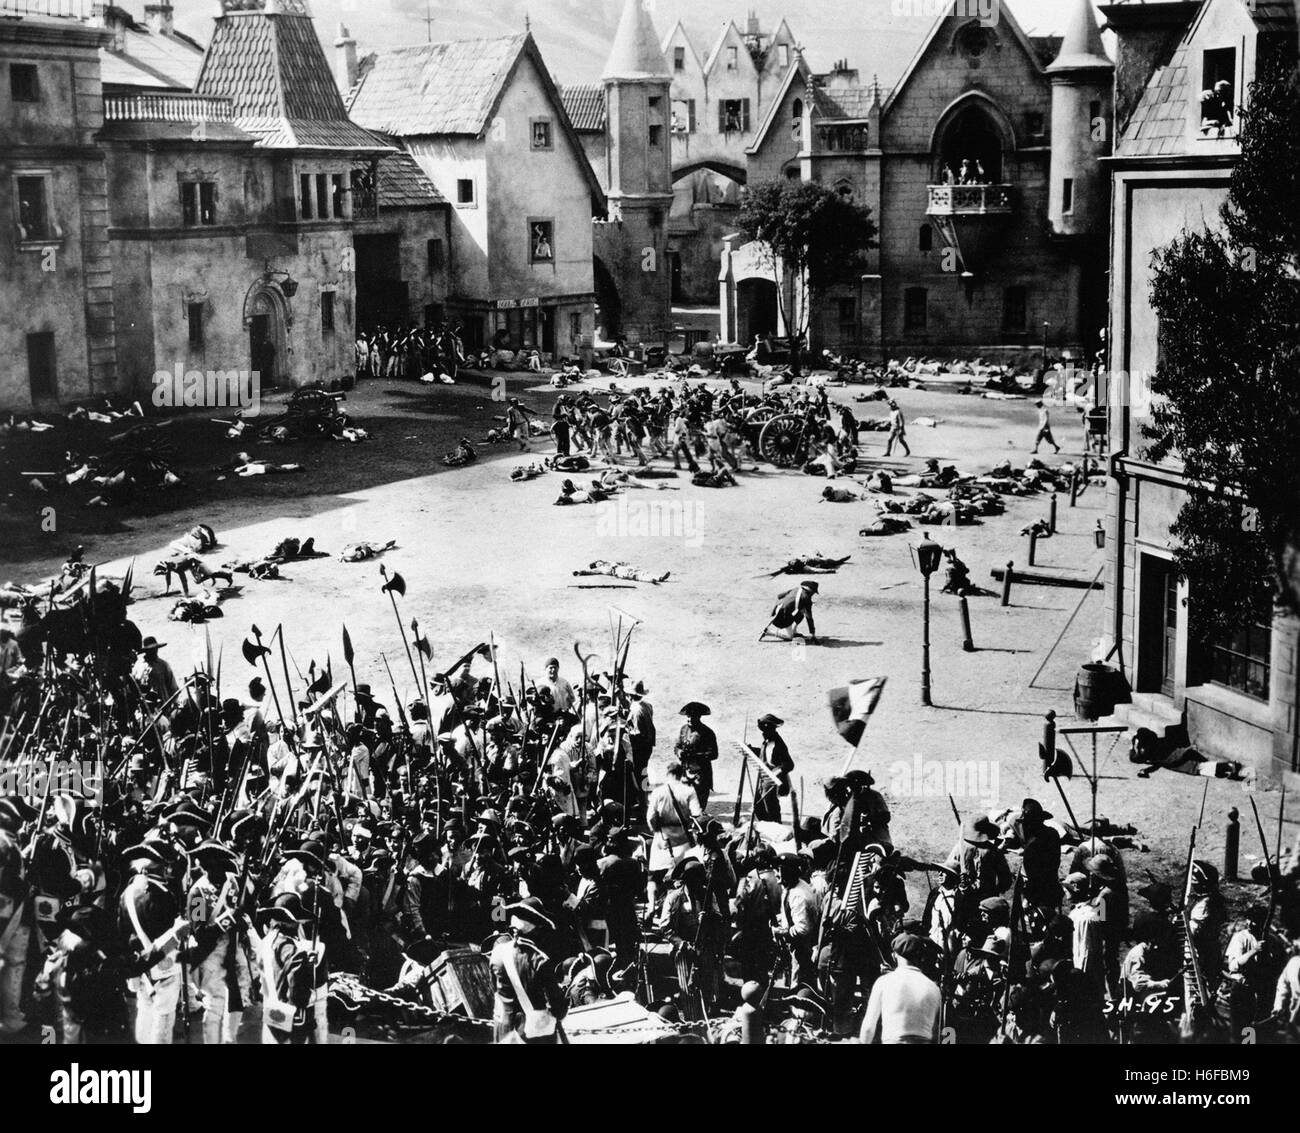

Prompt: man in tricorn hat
[
  {"left": 748, "top": 713, "right": 793, "bottom": 822},
  {"left": 186, "top": 840, "right": 250, "bottom": 1044},
  {"left": 674, "top": 701, "right": 717, "bottom": 809},
  {"left": 1008, "top": 797, "right": 1061, "bottom": 913},
  {"left": 119, "top": 839, "right": 190, "bottom": 1044},
  {"left": 760, "top": 580, "right": 819, "bottom": 644}
]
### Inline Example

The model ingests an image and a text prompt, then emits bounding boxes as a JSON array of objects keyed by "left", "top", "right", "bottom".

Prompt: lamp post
[
  {"left": 915, "top": 532, "right": 942, "bottom": 707},
  {"left": 1042, "top": 321, "right": 1051, "bottom": 372}
]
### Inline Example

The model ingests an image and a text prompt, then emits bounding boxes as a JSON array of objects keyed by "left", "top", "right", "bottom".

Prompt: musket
[
  {"left": 110, "top": 678, "right": 200, "bottom": 778},
  {"left": 948, "top": 794, "right": 962, "bottom": 828},
  {"left": 1248, "top": 794, "right": 1278, "bottom": 939},
  {"left": 381, "top": 653, "right": 411, "bottom": 736},
  {"left": 33, "top": 709, "right": 74, "bottom": 837}
]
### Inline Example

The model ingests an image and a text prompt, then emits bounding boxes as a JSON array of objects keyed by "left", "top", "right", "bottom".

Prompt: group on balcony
[{"left": 940, "top": 158, "right": 991, "bottom": 186}]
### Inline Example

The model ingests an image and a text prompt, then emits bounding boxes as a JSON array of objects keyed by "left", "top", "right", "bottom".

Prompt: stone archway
[
  {"left": 593, "top": 256, "right": 622, "bottom": 342},
  {"left": 242, "top": 281, "right": 292, "bottom": 389}
]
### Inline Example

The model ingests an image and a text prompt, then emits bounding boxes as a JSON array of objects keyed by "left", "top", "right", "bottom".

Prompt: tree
[
  {"left": 736, "top": 179, "right": 878, "bottom": 374},
  {"left": 1145, "top": 61, "right": 1300, "bottom": 643}
]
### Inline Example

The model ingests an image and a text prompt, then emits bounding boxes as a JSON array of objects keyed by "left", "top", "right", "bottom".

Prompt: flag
[{"left": 827, "top": 677, "right": 887, "bottom": 747}]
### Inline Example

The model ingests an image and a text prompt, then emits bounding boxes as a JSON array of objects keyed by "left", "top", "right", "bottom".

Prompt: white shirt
[{"left": 860, "top": 963, "right": 941, "bottom": 1044}]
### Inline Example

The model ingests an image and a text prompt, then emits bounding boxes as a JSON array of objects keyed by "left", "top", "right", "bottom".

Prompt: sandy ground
[{"left": 4, "top": 371, "right": 1283, "bottom": 914}]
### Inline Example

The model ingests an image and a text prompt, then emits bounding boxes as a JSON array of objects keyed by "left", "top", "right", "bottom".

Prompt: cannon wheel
[
  {"left": 741, "top": 405, "right": 778, "bottom": 444},
  {"left": 758, "top": 414, "right": 808, "bottom": 467}
]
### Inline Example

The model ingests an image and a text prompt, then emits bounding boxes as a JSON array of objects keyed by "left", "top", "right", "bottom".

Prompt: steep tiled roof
[
  {"left": 377, "top": 150, "right": 445, "bottom": 208},
  {"left": 194, "top": 10, "right": 384, "bottom": 151},
  {"left": 1048, "top": 0, "right": 1111, "bottom": 72},
  {"left": 559, "top": 82, "right": 605, "bottom": 132},
  {"left": 812, "top": 84, "right": 881, "bottom": 121},
  {"left": 1114, "top": 43, "right": 1190, "bottom": 157},
  {"left": 99, "top": 21, "right": 205, "bottom": 91},
  {"left": 346, "top": 35, "right": 528, "bottom": 137},
  {"left": 602, "top": 0, "right": 670, "bottom": 81}
]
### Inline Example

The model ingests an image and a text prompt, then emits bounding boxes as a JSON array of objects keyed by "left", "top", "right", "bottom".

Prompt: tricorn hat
[{"left": 679, "top": 701, "right": 710, "bottom": 717}]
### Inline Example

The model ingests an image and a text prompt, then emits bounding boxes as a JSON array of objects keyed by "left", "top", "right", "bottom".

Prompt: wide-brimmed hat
[
  {"left": 505, "top": 897, "right": 555, "bottom": 934},
  {"left": 800, "top": 580, "right": 820, "bottom": 593},
  {"left": 679, "top": 701, "right": 710, "bottom": 717},
  {"left": 259, "top": 892, "right": 313, "bottom": 926},
  {"left": 137, "top": 636, "right": 166, "bottom": 653},
  {"left": 962, "top": 816, "right": 1001, "bottom": 846},
  {"left": 671, "top": 857, "right": 707, "bottom": 884},
  {"left": 1018, "top": 798, "right": 1052, "bottom": 822},
  {"left": 757, "top": 713, "right": 784, "bottom": 729},
  {"left": 284, "top": 839, "right": 327, "bottom": 871}
]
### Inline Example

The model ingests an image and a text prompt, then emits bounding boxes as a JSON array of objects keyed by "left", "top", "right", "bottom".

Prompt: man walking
[
  {"left": 884, "top": 400, "right": 910, "bottom": 457},
  {"left": 1032, "top": 400, "right": 1061, "bottom": 454},
  {"left": 859, "top": 933, "right": 942, "bottom": 1044}
]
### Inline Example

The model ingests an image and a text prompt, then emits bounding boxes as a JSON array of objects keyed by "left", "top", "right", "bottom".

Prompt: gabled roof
[
  {"left": 1113, "top": 41, "right": 1192, "bottom": 157},
  {"left": 703, "top": 20, "right": 751, "bottom": 75},
  {"left": 346, "top": 34, "right": 528, "bottom": 136},
  {"left": 747, "top": 55, "right": 811, "bottom": 154},
  {"left": 194, "top": 8, "right": 384, "bottom": 151},
  {"left": 660, "top": 19, "right": 703, "bottom": 70},
  {"left": 376, "top": 149, "right": 446, "bottom": 208},
  {"left": 558, "top": 82, "right": 606, "bottom": 133},
  {"left": 602, "top": 0, "right": 669, "bottom": 82}
]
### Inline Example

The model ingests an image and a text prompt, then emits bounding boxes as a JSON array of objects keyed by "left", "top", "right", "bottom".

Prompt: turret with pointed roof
[
  {"left": 1048, "top": 0, "right": 1113, "bottom": 73},
  {"left": 603, "top": 0, "right": 670, "bottom": 82}
]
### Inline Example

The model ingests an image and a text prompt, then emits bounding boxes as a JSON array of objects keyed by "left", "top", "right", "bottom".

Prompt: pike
[
  {"left": 341, "top": 625, "right": 360, "bottom": 717},
  {"left": 34, "top": 708, "right": 75, "bottom": 833},
  {"left": 379, "top": 565, "right": 421, "bottom": 693},
  {"left": 272, "top": 625, "right": 299, "bottom": 731},
  {"left": 410, "top": 618, "right": 431, "bottom": 696},
  {"left": 242, "top": 625, "right": 285, "bottom": 726},
  {"left": 380, "top": 653, "right": 411, "bottom": 735},
  {"left": 1247, "top": 793, "right": 1279, "bottom": 939},
  {"left": 109, "top": 680, "right": 195, "bottom": 778}
]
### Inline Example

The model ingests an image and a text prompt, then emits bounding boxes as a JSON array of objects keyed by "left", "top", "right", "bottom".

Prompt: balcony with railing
[
  {"left": 0, "top": 0, "right": 95, "bottom": 16},
  {"left": 103, "top": 93, "right": 236, "bottom": 124},
  {"left": 926, "top": 183, "right": 1013, "bottom": 217}
]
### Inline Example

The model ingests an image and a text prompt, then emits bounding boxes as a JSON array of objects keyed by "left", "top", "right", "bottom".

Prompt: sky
[{"left": 166, "top": 0, "right": 1109, "bottom": 87}]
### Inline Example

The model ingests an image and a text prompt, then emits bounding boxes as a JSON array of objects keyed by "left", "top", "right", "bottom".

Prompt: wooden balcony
[{"left": 926, "top": 184, "right": 1013, "bottom": 216}]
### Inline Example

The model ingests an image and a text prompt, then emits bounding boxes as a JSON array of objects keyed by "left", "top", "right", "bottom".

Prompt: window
[
  {"left": 15, "top": 175, "right": 52, "bottom": 241},
  {"left": 316, "top": 174, "right": 329, "bottom": 219},
  {"left": 791, "top": 98, "right": 803, "bottom": 142},
  {"left": 719, "top": 98, "right": 751, "bottom": 134},
  {"left": 1003, "top": 286, "right": 1027, "bottom": 333},
  {"left": 529, "top": 219, "right": 554, "bottom": 263},
  {"left": 727, "top": 46, "right": 738, "bottom": 71},
  {"left": 569, "top": 311, "right": 581, "bottom": 344},
  {"left": 1061, "top": 177, "right": 1074, "bottom": 214},
  {"left": 648, "top": 124, "right": 663, "bottom": 147},
  {"left": 530, "top": 118, "right": 553, "bottom": 150},
  {"left": 321, "top": 290, "right": 335, "bottom": 334},
  {"left": 837, "top": 297, "right": 856, "bottom": 338},
  {"left": 10, "top": 63, "right": 38, "bottom": 103},
  {"left": 187, "top": 302, "right": 204, "bottom": 348},
  {"left": 331, "top": 173, "right": 346, "bottom": 218},
  {"left": 1207, "top": 611, "right": 1272, "bottom": 702},
  {"left": 671, "top": 99, "right": 695, "bottom": 134},
  {"left": 456, "top": 178, "right": 475, "bottom": 206},
  {"left": 778, "top": 44, "right": 790, "bottom": 69},
  {"left": 181, "top": 181, "right": 216, "bottom": 226},
  {"left": 1025, "top": 111, "right": 1045, "bottom": 140},
  {"left": 674, "top": 46, "right": 685, "bottom": 72},
  {"left": 919, "top": 224, "right": 932, "bottom": 252},
  {"left": 27, "top": 332, "right": 56, "bottom": 400},
  {"left": 300, "top": 173, "right": 314, "bottom": 219},
  {"left": 904, "top": 287, "right": 927, "bottom": 332},
  {"left": 1201, "top": 47, "right": 1236, "bottom": 132},
  {"left": 427, "top": 237, "right": 445, "bottom": 274}
]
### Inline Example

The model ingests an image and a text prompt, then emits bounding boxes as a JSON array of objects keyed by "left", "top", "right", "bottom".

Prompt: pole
[
  {"left": 921, "top": 571, "right": 933, "bottom": 707},
  {"left": 1028, "top": 528, "right": 1039, "bottom": 567},
  {"left": 275, "top": 625, "right": 298, "bottom": 731},
  {"left": 1042, "top": 710, "right": 1056, "bottom": 765},
  {"left": 1224, "top": 807, "right": 1239, "bottom": 882},
  {"left": 1069, "top": 469, "right": 1079, "bottom": 507},
  {"left": 1001, "top": 561, "right": 1013, "bottom": 607},
  {"left": 1049, "top": 492, "right": 1058, "bottom": 535},
  {"left": 958, "top": 594, "right": 975, "bottom": 653}
]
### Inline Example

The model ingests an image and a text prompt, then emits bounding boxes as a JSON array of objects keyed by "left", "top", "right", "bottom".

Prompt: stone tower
[
  {"left": 1046, "top": 0, "right": 1114, "bottom": 238},
  {"left": 600, "top": 0, "right": 673, "bottom": 345}
]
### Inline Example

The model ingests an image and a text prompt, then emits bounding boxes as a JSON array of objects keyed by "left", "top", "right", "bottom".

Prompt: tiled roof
[
  {"left": 602, "top": 0, "right": 670, "bottom": 81},
  {"left": 1114, "top": 43, "right": 1191, "bottom": 157},
  {"left": 559, "top": 82, "right": 605, "bottom": 132},
  {"left": 194, "top": 10, "right": 384, "bottom": 151},
  {"left": 812, "top": 84, "right": 883, "bottom": 120},
  {"left": 346, "top": 35, "right": 528, "bottom": 137},
  {"left": 377, "top": 149, "right": 445, "bottom": 208}
]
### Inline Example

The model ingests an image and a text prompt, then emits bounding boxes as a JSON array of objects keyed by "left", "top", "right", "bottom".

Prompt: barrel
[{"left": 1074, "top": 662, "right": 1122, "bottom": 721}]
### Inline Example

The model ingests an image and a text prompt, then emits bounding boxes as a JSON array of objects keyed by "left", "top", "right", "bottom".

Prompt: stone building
[
  {"left": 1099, "top": 0, "right": 1298, "bottom": 786},
  {"left": 726, "top": 0, "right": 1113, "bottom": 364},
  {"left": 1, "top": 6, "right": 115, "bottom": 408},
  {"left": 346, "top": 31, "right": 604, "bottom": 358}
]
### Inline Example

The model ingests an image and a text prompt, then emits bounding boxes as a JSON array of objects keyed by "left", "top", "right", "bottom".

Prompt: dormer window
[
  {"left": 1199, "top": 47, "right": 1236, "bottom": 136},
  {"left": 727, "top": 46, "right": 738, "bottom": 71},
  {"left": 674, "top": 46, "right": 685, "bottom": 72},
  {"left": 778, "top": 44, "right": 790, "bottom": 69}
]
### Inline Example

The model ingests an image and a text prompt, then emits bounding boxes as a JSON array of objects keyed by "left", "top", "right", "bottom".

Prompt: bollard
[
  {"left": 1001, "top": 561, "right": 1014, "bottom": 607},
  {"left": 1028, "top": 528, "right": 1039, "bottom": 567},
  {"left": 1043, "top": 709, "right": 1056, "bottom": 766},
  {"left": 1049, "top": 492, "right": 1058, "bottom": 534},
  {"left": 1069, "top": 468, "right": 1079, "bottom": 508},
  {"left": 959, "top": 594, "right": 976, "bottom": 652},
  {"left": 1225, "top": 807, "right": 1240, "bottom": 882}
]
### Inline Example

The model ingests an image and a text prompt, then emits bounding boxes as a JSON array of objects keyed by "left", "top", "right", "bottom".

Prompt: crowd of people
[
  {"left": 1, "top": 569, "right": 1297, "bottom": 1046},
  {"left": 354, "top": 324, "right": 466, "bottom": 383}
]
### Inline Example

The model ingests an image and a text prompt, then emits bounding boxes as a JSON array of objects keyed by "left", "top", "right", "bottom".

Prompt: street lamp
[
  {"left": 1094, "top": 520, "right": 1106, "bottom": 549},
  {"left": 1042, "top": 321, "right": 1051, "bottom": 372},
  {"left": 915, "top": 532, "right": 943, "bottom": 707}
]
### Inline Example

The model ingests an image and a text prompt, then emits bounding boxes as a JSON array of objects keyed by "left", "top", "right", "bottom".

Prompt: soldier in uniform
[
  {"left": 748, "top": 714, "right": 793, "bottom": 822},
  {"left": 0, "top": 796, "right": 36, "bottom": 1035},
  {"left": 673, "top": 702, "right": 717, "bottom": 810},
  {"left": 256, "top": 892, "right": 322, "bottom": 1044},
  {"left": 119, "top": 840, "right": 191, "bottom": 1044},
  {"left": 185, "top": 840, "right": 250, "bottom": 1044},
  {"left": 759, "top": 580, "right": 819, "bottom": 643},
  {"left": 489, "top": 897, "right": 567, "bottom": 1043},
  {"left": 657, "top": 857, "right": 725, "bottom": 1017}
]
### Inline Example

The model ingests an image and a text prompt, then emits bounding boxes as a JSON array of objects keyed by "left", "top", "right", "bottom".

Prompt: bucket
[{"left": 1074, "top": 662, "right": 1122, "bottom": 721}]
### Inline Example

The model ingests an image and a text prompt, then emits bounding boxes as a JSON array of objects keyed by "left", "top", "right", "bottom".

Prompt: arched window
[
  {"left": 791, "top": 98, "right": 804, "bottom": 143},
  {"left": 919, "top": 223, "right": 932, "bottom": 251}
]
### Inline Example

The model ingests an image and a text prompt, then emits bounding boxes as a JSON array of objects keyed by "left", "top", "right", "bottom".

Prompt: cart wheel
[{"left": 759, "top": 414, "right": 807, "bottom": 467}]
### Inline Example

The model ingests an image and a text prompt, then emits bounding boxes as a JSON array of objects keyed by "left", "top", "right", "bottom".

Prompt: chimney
[
  {"left": 95, "top": 3, "right": 128, "bottom": 52},
  {"left": 335, "top": 23, "right": 358, "bottom": 94},
  {"left": 746, "top": 12, "right": 760, "bottom": 38},
  {"left": 144, "top": 4, "right": 174, "bottom": 37}
]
